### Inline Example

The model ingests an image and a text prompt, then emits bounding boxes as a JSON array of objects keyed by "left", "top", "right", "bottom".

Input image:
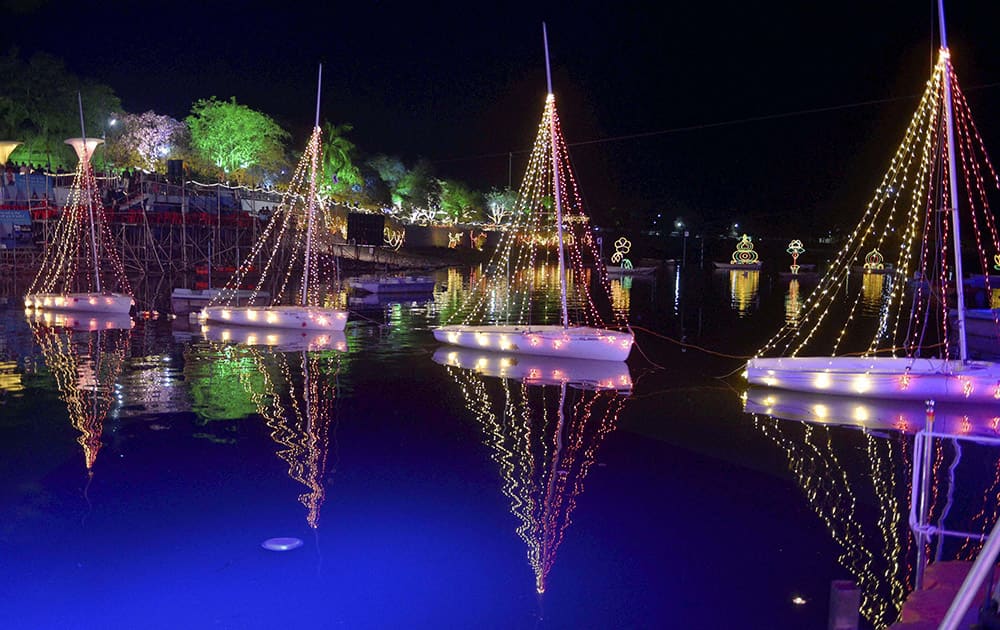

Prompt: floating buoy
[{"left": 261, "top": 537, "right": 303, "bottom": 551}]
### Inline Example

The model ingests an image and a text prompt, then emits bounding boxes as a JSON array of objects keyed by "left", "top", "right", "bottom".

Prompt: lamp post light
[
  {"left": 102, "top": 116, "right": 117, "bottom": 181},
  {"left": 675, "top": 218, "right": 688, "bottom": 268}
]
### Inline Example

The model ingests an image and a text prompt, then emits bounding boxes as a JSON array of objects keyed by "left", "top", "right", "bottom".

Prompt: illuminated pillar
[
  {"left": 0, "top": 141, "right": 22, "bottom": 165},
  {"left": 64, "top": 137, "right": 104, "bottom": 164}
]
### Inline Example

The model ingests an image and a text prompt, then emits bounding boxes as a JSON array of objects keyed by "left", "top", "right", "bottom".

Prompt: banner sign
[{"left": 0, "top": 210, "right": 31, "bottom": 225}]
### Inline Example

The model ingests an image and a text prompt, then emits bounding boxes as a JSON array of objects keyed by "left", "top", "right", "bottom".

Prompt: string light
[
  {"left": 207, "top": 126, "right": 345, "bottom": 313},
  {"left": 755, "top": 48, "right": 1000, "bottom": 361},
  {"left": 26, "top": 140, "right": 132, "bottom": 302},
  {"left": 443, "top": 95, "right": 625, "bottom": 332},
  {"left": 442, "top": 357, "right": 628, "bottom": 594}
]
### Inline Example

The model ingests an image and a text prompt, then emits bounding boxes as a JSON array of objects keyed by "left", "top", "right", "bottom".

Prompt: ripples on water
[{"left": 0, "top": 266, "right": 996, "bottom": 629}]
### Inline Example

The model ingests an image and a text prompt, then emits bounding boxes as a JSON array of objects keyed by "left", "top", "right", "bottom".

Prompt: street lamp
[{"left": 102, "top": 116, "right": 117, "bottom": 176}]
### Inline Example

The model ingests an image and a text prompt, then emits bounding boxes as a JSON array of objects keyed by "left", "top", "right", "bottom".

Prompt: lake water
[{"left": 1, "top": 266, "right": 996, "bottom": 629}]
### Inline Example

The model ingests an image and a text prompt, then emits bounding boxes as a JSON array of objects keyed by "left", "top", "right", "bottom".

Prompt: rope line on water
[{"left": 630, "top": 325, "right": 755, "bottom": 361}]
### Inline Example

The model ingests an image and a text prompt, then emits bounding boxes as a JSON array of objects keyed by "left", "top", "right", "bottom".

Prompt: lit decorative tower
[
  {"left": 0, "top": 141, "right": 22, "bottom": 166},
  {"left": 65, "top": 137, "right": 103, "bottom": 164}
]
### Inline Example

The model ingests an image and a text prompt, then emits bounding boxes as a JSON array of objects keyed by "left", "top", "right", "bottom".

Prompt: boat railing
[{"left": 910, "top": 404, "right": 1000, "bottom": 627}]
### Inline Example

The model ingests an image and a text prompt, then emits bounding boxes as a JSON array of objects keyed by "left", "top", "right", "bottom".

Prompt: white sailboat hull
[
  {"left": 170, "top": 288, "right": 268, "bottom": 315},
  {"left": 746, "top": 356, "right": 1000, "bottom": 403},
  {"left": 201, "top": 305, "right": 348, "bottom": 331},
  {"left": 433, "top": 324, "right": 633, "bottom": 362},
  {"left": 24, "top": 293, "right": 134, "bottom": 315}
]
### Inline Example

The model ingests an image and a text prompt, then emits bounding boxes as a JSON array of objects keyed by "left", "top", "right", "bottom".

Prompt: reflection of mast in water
[
  {"left": 743, "top": 390, "right": 1000, "bottom": 628},
  {"left": 230, "top": 343, "right": 341, "bottom": 529},
  {"left": 27, "top": 315, "right": 131, "bottom": 471},
  {"left": 438, "top": 350, "right": 629, "bottom": 593},
  {"left": 749, "top": 413, "right": 913, "bottom": 627}
]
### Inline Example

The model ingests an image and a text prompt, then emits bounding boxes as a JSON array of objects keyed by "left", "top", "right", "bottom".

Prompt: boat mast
[
  {"left": 938, "top": 0, "right": 967, "bottom": 361},
  {"left": 78, "top": 93, "right": 101, "bottom": 293},
  {"left": 301, "top": 64, "right": 322, "bottom": 307},
  {"left": 543, "top": 23, "right": 570, "bottom": 328}
]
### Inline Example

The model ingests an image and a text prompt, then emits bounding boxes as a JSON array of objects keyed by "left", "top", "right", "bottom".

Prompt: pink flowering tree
[{"left": 108, "top": 111, "right": 186, "bottom": 173}]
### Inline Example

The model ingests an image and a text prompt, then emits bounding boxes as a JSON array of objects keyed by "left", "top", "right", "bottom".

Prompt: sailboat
[
  {"left": 24, "top": 95, "right": 134, "bottom": 316},
  {"left": 432, "top": 25, "right": 633, "bottom": 362},
  {"left": 746, "top": 1, "right": 1000, "bottom": 403},
  {"left": 201, "top": 65, "right": 348, "bottom": 333}
]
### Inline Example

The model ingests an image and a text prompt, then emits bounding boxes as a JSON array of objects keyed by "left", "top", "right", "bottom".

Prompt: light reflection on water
[
  {"left": 728, "top": 269, "right": 760, "bottom": 316},
  {"left": 0, "top": 264, "right": 996, "bottom": 628}
]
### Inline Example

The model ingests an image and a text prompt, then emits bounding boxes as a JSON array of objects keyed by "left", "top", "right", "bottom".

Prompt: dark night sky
[{"left": 4, "top": 0, "right": 1000, "bottom": 232}]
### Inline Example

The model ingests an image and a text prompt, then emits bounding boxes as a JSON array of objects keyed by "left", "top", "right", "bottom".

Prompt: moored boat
[
  {"left": 347, "top": 274, "right": 435, "bottom": 294},
  {"left": 746, "top": 6, "right": 1000, "bottom": 403},
  {"left": 200, "top": 65, "right": 348, "bottom": 335},
  {"left": 433, "top": 25, "right": 633, "bottom": 362}
]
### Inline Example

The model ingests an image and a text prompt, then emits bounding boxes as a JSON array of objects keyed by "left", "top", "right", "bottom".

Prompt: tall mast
[
  {"left": 543, "top": 23, "right": 570, "bottom": 328},
  {"left": 78, "top": 92, "right": 101, "bottom": 293},
  {"left": 938, "top": 0, "right": 966, "bottom": 361},
  {"left": 301, "top": 64, "right": 322, "bottom": 306}
]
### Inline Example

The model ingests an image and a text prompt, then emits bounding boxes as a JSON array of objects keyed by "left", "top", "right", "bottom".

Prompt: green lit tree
[
  {"left": 366, "top": 154, "right": 407, "bottom": 206},
  {"left": 439, "top": 179, "right": 482, "bottom": 224},
  {"left": 321, "top": 121, "right": 362, "bottom": 199},
  {"left": 0, "top": 50, "right": 120, "bottom": 169},
  {"left": 186, "top": 96, "right": 289, "bottom": 182},
  {"left": 395, "top": 159, "right": 437, "bottom": 209}
]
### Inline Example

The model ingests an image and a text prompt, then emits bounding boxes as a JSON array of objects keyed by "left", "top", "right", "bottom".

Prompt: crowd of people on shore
[{"left": 3, "top": 161, "right": 68, "bottom": 183}]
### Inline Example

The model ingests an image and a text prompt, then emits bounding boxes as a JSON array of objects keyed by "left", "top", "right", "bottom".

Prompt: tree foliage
[
  {"left": 320, "top": 121, "right": 362, "bottom": 198},
  {"left": 0, "top": 49, "right": 121, "bottom": 169},
  {"left": 107, "top": 111, "right": 186, "bottom": 173},
  {"left": 439, "top": 179, "right": 482, "bottom": 223},
  {"left": 484, "top": 187, "right": 518, "bottom": 225},
  {"left": 186, "top": 97, "right": 289, "bottom": 182},
  {"left": 394, "top": 159, "right": 437, "bottom": 209}
]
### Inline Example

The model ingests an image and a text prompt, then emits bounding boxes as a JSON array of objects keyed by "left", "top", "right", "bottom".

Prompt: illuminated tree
[
  {"left": 365, "top": 154, "right": 406, "bottom": 206},
  {"left": 186, "top": 96, "right": 289, "bottom": 181},
  {"left": 395, "top": 159, "right": 437, "bottom": 209},
  {"left": 106, "top": 110, "right": 186, "bottom": 173},
  {"left": 484, "top": 187, "right": 517, "bottom": 225},
  {"left": 320, "top": 121, "right": 362, "bottom": 199},
  {"left": 0, "top": 51, "right": 120, "bottom": 169},
  {"left": 439, "top": 179, "right": 481, "bottom": 224}
]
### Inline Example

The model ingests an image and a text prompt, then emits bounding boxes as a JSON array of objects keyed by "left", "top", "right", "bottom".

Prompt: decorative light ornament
[
  {"left": 787, "top": 239, "right": 805, "bottom": 274},
  {"left": 863, "top": 249, "right": 885, "bottom": 272},
  {"left": 383, "top": 227, "right": 405, "bottom": 251},
  {"left": 611, "top": 237, "right": 633, "bottom": 269},
  {"left": 730, "top": 234, "right": 760, "bottom": 265}
]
